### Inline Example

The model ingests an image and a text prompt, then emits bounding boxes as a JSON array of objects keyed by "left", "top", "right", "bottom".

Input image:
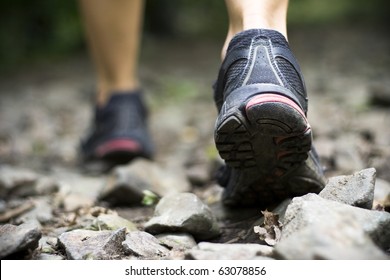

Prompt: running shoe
[
  {"left": 80, "top": 91, "right": 154, "bottom": 169},
  {"left": 214, "top": 29, "right": 326, "bottom": 207}
]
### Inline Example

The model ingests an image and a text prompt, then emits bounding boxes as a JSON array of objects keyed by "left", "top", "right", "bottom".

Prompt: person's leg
[
  {"left": 215, "top": 0, "right": 326, "bottom": 207},
  {"left": 222, "top": 0, "right": 288, "bottom": 58},
  {"left": 78, "top": 0, "right": 153, "bottom": 170},
  {"left": 79, "top": 0, "right": 144, "bottom": 106}
]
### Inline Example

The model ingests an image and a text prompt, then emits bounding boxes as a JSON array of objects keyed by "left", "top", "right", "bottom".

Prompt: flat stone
[
  {"left": 320, "top": 168, "right": 376, "bottom": 209},
  {"left": 277, "top": 194, "right": 390, "bottom": 258},
  {"left": 186, "top": 242, "right": 274, "bottom": 260},
  {"left": 91, "top": 214, "right": 137, "bottom": 232},
  {"left": 58, "top": 228, "right": 126, "bottom": 260},
  {"left": 156, "top": 233, "right": 197, "bottom": 250},
  {"left": 0, "top": 222, "right": 42, "bottom": 258},
  {"left": 145, "top": 193, "right": 220, "bottom": 240},
  {"left": 122, "top": 231, "right": 170, "bottom": 259},
  {"left": 99, "top": 159, "right": 191, "bottom": 206}
]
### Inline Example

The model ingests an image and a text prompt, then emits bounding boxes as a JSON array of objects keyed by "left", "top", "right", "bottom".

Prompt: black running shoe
[
  {"left": 80, "top": 91, "right": 154, "bottom": 169},
  {"left": 214, "top": 29, "right": 326, "bottom": 207}
]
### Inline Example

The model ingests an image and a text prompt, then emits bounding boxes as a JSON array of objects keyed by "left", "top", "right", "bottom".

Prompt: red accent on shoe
[
  {"left": 276, "top": 150, "right": 292, "bottom": 159},
  {"left": 96, "top": 139, "right": 141, "bottom": 157},
  {"left": 246, "top": 93, "right": 307, "bottom": 120}
]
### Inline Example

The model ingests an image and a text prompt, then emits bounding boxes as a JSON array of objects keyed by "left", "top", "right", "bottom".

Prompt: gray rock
[
  {"left": 0, "top": 166, "right": 59, "bottom": 198},
  {"left": 320, "top": 168, "right": 376, "bottom": 209},
  {"left": 186, "top": 242, "right": 274, "bottom": 260},
  {"left": 156, "top": 233, "right": 197, "bottom": 250},
  {"left": 61, "top": 193, "right": 94, "bottom": 212},
  {"left": 186, "top": 164, "right": 210, "bottom": 186},
  {"left": 98, "top": 168, "right": 149, "bottom": 206},
  {"left": 122, "top": 231, "right": 170, "bottom": 259},
  {"left": 16, "top": 197, "right": 53, "bottom": 224},
  {"left": 53, "top": 171, "right": 104, "bottom": 202},
  {"left": 0, "top": 222, "right": 42, "bottom": 258},
  {"left": 277, "top": 194, "right": 390, "bottom": 258},
  {"left": 145, "top": 193, "right": 220, "bottom": 240},
  {"left": 58, "top": 228, "right": 126, "bottom": 260},
  {"left": 0, "top": 166, "right": 38, "bottom": 197},
  {"left": 34, "top": 177, "right": 60, "bottom": 196},
  {"left": 99, "top": 159, "right": 191, "bottom": 206},
  {"left": 275, "top": 222, "right": 388, "bottom": 260},
  {"left": 91, "top": 214, "right": 137, "bottom": 232}
]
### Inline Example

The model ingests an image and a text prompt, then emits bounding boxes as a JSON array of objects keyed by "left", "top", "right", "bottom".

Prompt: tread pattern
[{"left": 215, "top": 94, "right": 324, "bottom": 207}]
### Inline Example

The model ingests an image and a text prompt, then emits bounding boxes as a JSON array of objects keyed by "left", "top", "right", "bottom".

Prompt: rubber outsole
[
  {"left": 81, "top": 138, "right": 149, "bottom": 174},
  {"left": 215, "top": 92, "right": 321, "bottom": 207},
  {"left": 96, "top": 138, "right": 141, "bottom": 157},
  {"left": 91, "top": 138, "right": 147, "bottom": 168}
]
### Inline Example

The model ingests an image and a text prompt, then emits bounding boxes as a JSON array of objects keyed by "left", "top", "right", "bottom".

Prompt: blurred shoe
[
  {"left": 214, "top": 29, "right": 326, "bottom": 207},
  {"left": 80, "top": 91, "right": 154, "bottom": 171}
]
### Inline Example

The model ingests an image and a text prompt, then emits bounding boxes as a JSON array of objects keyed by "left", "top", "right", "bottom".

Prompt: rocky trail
[{"left": 0, "top": 26, "right": 389, "bottom": 260}]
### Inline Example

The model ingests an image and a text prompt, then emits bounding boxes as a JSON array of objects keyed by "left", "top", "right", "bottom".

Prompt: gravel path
[{"left": 0, "top": 25, "right": 389, "bottom": 260}]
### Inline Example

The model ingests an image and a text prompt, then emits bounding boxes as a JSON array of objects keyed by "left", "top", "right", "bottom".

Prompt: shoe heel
[
  {"left": 245, "top": 92, "right": 312, "bottom": 172},
  {"left": 245, "top": 93, "right": 309, "bottom": 136}
]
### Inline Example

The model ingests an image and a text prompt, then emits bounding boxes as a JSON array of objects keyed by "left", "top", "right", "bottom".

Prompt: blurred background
[{"left": 0, "top": 0, "right": 389, "bottom": 72}]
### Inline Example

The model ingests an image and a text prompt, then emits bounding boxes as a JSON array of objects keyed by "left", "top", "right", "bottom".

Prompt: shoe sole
[
  {"left": 215, "top": 92, "right": 316, "bottom": 207},
  {"left": 96, "top": 138, "right": 146, "bottom": 165}
]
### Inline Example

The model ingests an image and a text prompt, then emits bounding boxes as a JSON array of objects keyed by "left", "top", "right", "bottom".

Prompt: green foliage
[
  {"left": 0, "top": 0, "right": 388, "bottom": 71},
  {"left": 144, "top": 0, "right": 227, "bottom": 38},
  {"left": 142, "top": 190, "right": 159, "bottom": 206},
  {"left": 288, "top": 0, "right": 389, "bottom": 26},
  {"left": 0, "top": 0, "right": 83, "bottom": 70}
]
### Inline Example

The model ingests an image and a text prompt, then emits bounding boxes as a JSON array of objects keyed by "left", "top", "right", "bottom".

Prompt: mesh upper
[{"left": 221, "top": 29, "right": 306, "bottom": 107}]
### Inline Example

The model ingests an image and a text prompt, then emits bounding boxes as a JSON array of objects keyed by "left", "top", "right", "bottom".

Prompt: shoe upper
[
  {"left": 214, "top": 29, "right": 308, "bottom": 115},
  {"left": 80, "top": 91, "right": 154, "bottom": 161}
]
